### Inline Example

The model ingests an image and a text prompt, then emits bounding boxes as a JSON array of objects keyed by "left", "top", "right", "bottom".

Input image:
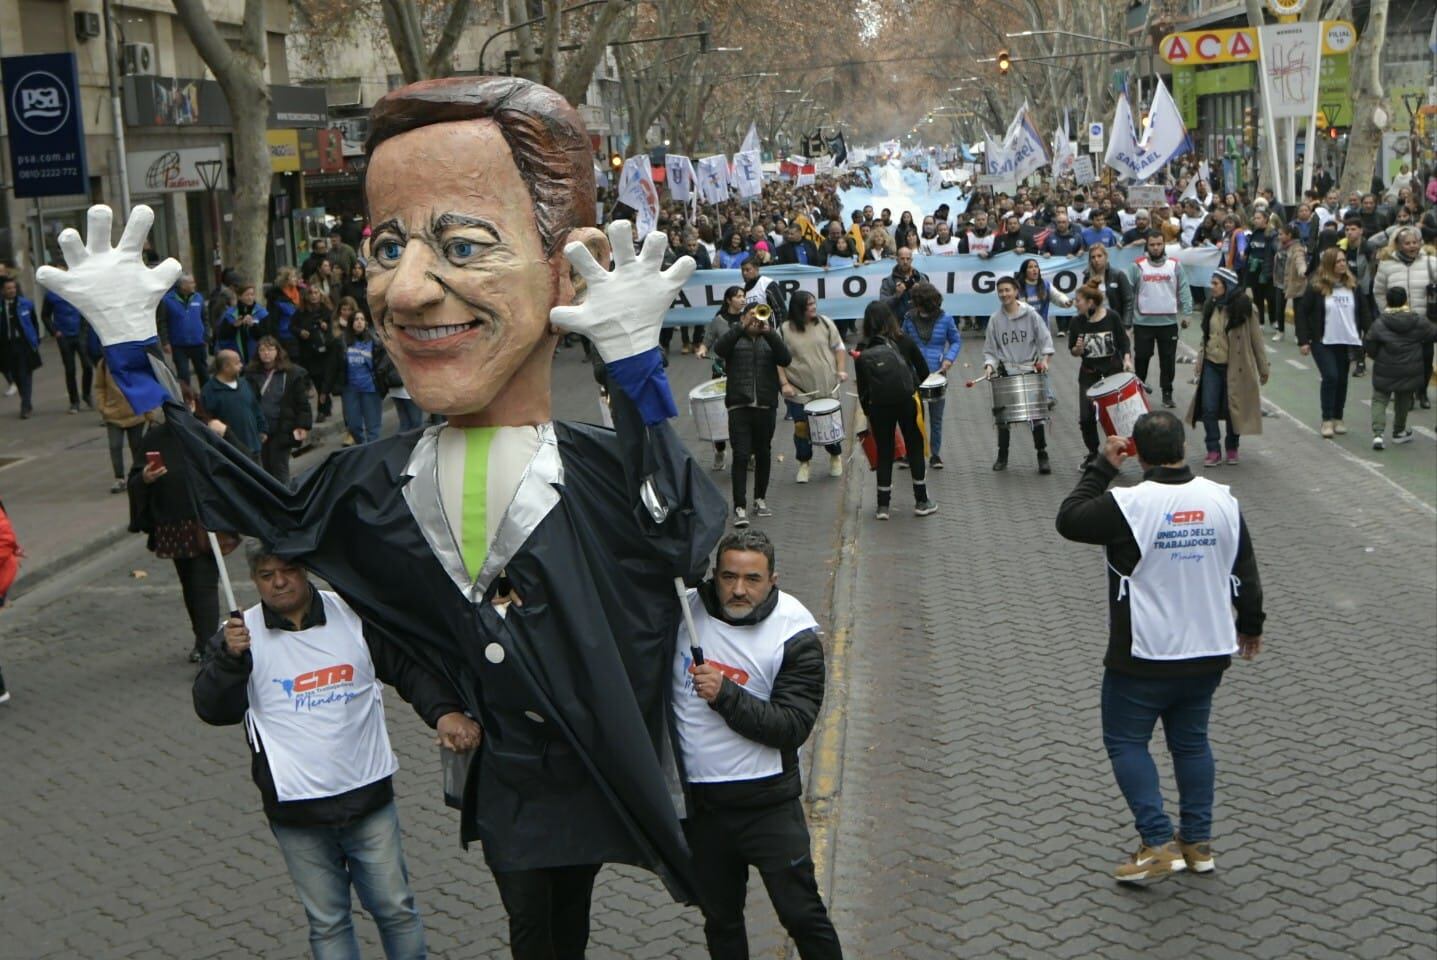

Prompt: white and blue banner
[
  {"left": 1104, "top": 79, "right": 1191, "bottom": 183},
  {"left": 659, "top": 246, "right": 1220, "bottom": 326}
]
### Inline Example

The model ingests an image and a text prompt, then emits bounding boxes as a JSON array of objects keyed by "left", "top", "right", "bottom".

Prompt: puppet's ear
[{"left": 556, "top": 226, "right": 609, "bottom": 306}]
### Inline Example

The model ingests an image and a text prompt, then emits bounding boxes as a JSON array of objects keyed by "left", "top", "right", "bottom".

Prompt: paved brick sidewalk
[
  {"left": 0, "top": 343, "right": 851, "bottom": 959},
  {"left": 825, "top": 334, "right": 1437, "bottom": 958}
]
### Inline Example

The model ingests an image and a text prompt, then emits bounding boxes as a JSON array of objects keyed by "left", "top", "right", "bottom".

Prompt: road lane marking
[{"left": 1285, "top": 358, "right": 1308, "bottom": 370}]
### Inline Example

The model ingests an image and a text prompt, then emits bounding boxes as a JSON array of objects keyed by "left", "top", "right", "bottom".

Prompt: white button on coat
[
  {"left": 524, "top": 711, "right": 545, "bottom": 724},
  {"left": 484, "top": 643, "right": 505, "bottom": 664}
]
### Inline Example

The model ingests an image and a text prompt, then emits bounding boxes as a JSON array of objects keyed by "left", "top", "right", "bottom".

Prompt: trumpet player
[{"left": 714, "top": 301, "right": 792, "bottom": 528}]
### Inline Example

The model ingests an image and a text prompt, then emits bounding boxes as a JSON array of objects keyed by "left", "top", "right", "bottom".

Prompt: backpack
[{"left": 857, "top": 337, "right": 916, "bottom": 406}]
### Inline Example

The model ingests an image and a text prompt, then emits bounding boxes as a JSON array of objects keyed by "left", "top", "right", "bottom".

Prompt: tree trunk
[
  {"left": 555, "top": 0, "right": 631, "bottom": 104},
  {"left": 379, "top": 0, "right": 425, "bottom": 84},
  {"left": 171, "top": 0, "right": 271, "bottom": 287},
  {"left": 1339, "top": 0, "right": 1388, "bottom": 195}
]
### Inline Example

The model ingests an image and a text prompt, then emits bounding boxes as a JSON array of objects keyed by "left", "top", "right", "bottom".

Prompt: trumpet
[{"left": 751, "top": 304, "right": 773, "bottom": 323}]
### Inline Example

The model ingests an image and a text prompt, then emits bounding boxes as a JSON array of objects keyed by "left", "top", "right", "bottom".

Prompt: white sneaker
[
  {"left": 1320, "top": 420, "right": 1335, "bottom": 438},
  {"left": 3, "top": 384, "right": 14, "bottom": 397},
  {"left": 1392, "top": 429, "right": 1414, "bottom": 445},
  {"left": 875, "top": 507, "right": 890, "bottom": 521},
  {"left": 1372, "top": 435, "right": 1385, "bottom": 450},
  {"left": 796, "top": 461, "right": 810, "bottom": 484},
  {"left": 732, "top": 506, "right": 749, "bottom": 528},
  {"left": 1333, "top": 420, "right": 1347, "bottom": 435},
  {"left": 754, "top": 498, "right": 773, "bottom": 517},
  {"left": 1271, "top": 331, "right": 1283, "bottom": 342},
  {"left": 829, "top": 453, "right": 843, "bottom": 478}
]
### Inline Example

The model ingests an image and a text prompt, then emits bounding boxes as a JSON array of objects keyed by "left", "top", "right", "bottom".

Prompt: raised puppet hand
[
  {"left": 550, "top": 220, "right": 695, "bottom": 364},
  {"left": 35, "top": 205, "right": 182, "bottom": 346}
]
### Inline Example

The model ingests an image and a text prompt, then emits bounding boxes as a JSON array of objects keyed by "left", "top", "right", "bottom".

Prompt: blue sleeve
[
  {"left": 102, "top": 339, "right": 175, "bottom": 415},
  {"left": 606, "top": 347, "right": 678, "bottom": 426},
  {"left": 944, "top": 317, "right": 962, "bottom": 363}
]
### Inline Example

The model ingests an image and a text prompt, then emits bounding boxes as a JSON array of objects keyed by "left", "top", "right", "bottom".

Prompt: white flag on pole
[
  {"left": 1053, "top": 125, "right": 1076, "bottom": 176},
  {"left": 696, "top": 154, "right": 731, "bottom": 204},
  {"left": 1104, "top": 79, "right": 1191, "bottom": 182},
  {"left": 927, "top": 155, "right": 943, "bottom": 192},
  {"left": 983, "top": 133, "right": 1013, "bottom": 177},
  {"left": 1257, "top": 22, "right": 1322, "bottom": 119},
  {"left": 731, "top": 149, "right": 763, "bottom": 200},
  {"left": 664, "top": 154, "right": 695, "bottom": 202},
  {"left": 1007, "top": 105, "right": 1051, "bottom": 181},
  {"left": 740, "top": 123, "right": 761, "bottom": 155},
  {"left": 617, "top": 155, "right": 660, "bottom": 236}
]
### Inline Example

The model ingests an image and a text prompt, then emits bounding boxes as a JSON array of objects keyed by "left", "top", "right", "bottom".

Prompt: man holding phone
[{"left": 194, "top": 539, "right": 481, "bottom": 959}]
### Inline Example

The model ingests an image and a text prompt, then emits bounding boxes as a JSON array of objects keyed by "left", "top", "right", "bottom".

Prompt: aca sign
[
  {"left": 1, "top": 53, "right": 89, "bottom": 198},
  {"left": 1160, "top": 21, "right": 1356, "bottom": 64}
]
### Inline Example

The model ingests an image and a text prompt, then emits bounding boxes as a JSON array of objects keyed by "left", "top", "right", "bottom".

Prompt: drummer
[
  {"left": 899, "top": 282, "right": 962, "bottom": 470},
  {"left": 777, "top": 291, "right": 849, "bottom": 484},
  {"left": 1069, "top": 279, "right": 1134, "bottom": 471},
  {"left": 696, "top": 285, "right": 747, "bottom": 471},
  {"left": 983, "top": 275, "right": 1056, "bottom": 474}
]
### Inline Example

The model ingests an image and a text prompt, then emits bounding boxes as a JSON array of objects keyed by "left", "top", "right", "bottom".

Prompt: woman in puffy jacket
[{"left": 1372, "top": 226, "right": 1437, "bottom": 409}]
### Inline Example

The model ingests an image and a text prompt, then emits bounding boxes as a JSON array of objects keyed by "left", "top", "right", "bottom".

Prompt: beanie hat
[{"left": 1213, "top": 266, "right": 1240, "bottom": 291}]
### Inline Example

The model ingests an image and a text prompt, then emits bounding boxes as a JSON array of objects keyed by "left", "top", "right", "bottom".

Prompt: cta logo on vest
[
  {"left": 272, "top": 663, "right": 360, "bottom": 711},
  {"left": 1166, "top": 510, "right": 1206, "bottom": 525}
]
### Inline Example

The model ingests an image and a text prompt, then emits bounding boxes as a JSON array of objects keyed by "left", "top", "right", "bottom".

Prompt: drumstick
[{"left": 964, "top": 371, "right": 996, "bottom": 388}]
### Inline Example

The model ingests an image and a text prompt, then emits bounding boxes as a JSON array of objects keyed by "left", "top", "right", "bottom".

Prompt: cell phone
[{"left": 145, "top": 451, "right": 165, "bottom": 470}]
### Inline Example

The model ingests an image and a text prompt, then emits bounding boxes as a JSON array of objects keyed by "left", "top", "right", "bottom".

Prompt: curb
[{"left": 795, "top": 430, "right": 866, "bottom": 949}]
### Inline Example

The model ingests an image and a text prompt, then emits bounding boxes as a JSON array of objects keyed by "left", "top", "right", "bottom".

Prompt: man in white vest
[
  {"left": 194, "top": 541, "right": 482, "bottom": 959},
  {"left": 1127, "top": 232, "right": 1193, "bottom": 409},
  {"left": 673, "top": 530, "right": 843, "bottom": 959},
  {"left": 1056, "top": 412, "right": 1264, "bottom": 885}
]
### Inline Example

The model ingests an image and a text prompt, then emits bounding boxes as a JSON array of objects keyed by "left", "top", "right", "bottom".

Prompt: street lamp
[{"left": 195, "top": 158, "right": 225, "bottom": 288}]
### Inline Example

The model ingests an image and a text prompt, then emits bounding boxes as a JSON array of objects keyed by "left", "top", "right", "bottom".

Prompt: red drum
[{"left": 1085, "top": 372, "right": 1150, "bottom": 455}]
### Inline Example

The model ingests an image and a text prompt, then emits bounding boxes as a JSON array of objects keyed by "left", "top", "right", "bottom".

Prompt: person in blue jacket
[
  {"left": 215, "top": 282, "right": 268, "bottom": 363},
  {"left": 900, "top": 281, "right": 961, "bottom": 468},
  {"left": 0, "top": 276, "right": 41, "bottom": 418},
  {"left": 161, "top": 274, "right": 209, "bottom": 389},
  {"left": 41, "top": 273, "right": 93, "bottom": 412}
]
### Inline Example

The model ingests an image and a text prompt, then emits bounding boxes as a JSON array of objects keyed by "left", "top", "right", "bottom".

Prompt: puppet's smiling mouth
[{"left": 395, "top": 319, "right": 484, "bottom": 342}]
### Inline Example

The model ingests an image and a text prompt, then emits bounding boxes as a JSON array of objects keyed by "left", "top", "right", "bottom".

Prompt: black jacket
[
  {"left": 1083, "top": 266, "right": 1134, "bottom": 327},
  {"left": 245, "top": 364, "right": 313, "bottom": 447},
  {"left": 879, "top": 266, "right": 928, "bottom": 319},
  {"left": 1056, "top": 461, "right": 1264, "bottom": 679},
  {"left": 150, "top": 366, "right": 726, "bottom": 903},
  {"left": 685, "top": 581, "right": 826, "bottom": 812},
  {"left": 193, "top": 584, "right": 466, "bottom": 827},
  {"left": 854, "top": 334, "right": 929, "bottom": 413},
  {"left": 127, "top": 422, "right": 202, "bottom": 542},
  {"left": 1295, "top": 283, "right": 1372, "bottom": 347},
  {"left": 714, "top": 325, "right": 791, "bottom": 409},
  {"left": 1364, "top": 308, "right": 1437, "bottom": 393},
  {"left": 775, "top": 240, "right": 820, "bottom": 266}
]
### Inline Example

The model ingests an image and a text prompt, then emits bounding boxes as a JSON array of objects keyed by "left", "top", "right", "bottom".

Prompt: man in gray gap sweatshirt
[{"left": 983, "top": 275, "right": 1056, "bottom": 474}]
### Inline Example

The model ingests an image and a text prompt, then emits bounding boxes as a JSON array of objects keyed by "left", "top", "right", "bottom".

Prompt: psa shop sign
[{"left": 1, "top": 53, "right": 89, "bottom": 198}]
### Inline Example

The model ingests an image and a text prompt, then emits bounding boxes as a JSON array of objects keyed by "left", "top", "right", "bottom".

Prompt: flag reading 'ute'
[
  {"left": 665, "top": 154, "right": 695, "bottom": 203},
  {"left": 696, "top": 154, "right": 731, "bottom": 205},
  {"left": 731, "top": 150, "right": 763, "bottom": 200}
]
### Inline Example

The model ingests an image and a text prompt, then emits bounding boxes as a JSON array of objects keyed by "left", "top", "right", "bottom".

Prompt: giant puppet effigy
[{"left": 37, "top": 77, "right": 727, "bottom": 946}]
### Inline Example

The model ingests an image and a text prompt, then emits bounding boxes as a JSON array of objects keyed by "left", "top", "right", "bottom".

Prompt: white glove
[
  {"left": 1051, "top": 288, "right": 1073, "bottom": 308},
  {"left": 550, "top": 220, "right": 696, "bottom": 364},
  {"left": 35, "top": 205, "right": 182, "bottom": 347}
]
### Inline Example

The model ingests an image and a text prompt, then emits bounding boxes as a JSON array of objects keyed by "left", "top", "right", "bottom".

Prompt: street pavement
[{"left": 2, "top": 318, "right": 1435, "bottom": 959}]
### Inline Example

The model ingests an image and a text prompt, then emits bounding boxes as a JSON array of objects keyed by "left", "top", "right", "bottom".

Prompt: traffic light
[
  {"left": 997, "top": 49, "right": 1012, "bottom": 75},
  {"left": 609, "top": 152, "right": 623, "bottom": 171}
]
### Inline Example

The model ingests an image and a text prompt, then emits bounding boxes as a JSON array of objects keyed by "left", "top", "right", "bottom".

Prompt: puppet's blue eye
[{"left": 375, "top": 240, "right": 403, "bottom": 265}]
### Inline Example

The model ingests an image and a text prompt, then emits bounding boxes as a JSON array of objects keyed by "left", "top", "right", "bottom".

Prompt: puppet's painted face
[{"left": 365, "top": 120, "right": 562, "bottom": 416}]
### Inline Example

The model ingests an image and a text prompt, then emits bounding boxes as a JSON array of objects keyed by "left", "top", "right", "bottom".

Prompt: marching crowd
[{"left": 0, "top": 138, "right": 1431, "bottom": 959}]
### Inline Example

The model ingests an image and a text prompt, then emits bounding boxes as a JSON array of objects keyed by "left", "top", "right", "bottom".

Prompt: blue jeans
[
  {"left": 784, "top": 399, "right": 842, "bottom": 462},
  {"left": 269, "top": 801, "right": 427, "bottom": 960},
  {"left": 922, "top": 397, "right": 946, "bottom": 456},
  {"left": 1199, "top": 361, "right": 1238, "bottom": 453},
  {"left": 343, "top": 389, "right": 383, "bottom": 443},
  {"left": 392, "top": 396, "right": 424, "bottom": 433},
  {"left": 1101, "top": 669, "right": 1224, "bottom": 846},
  {"left": 1308, "top": 341, "right": 1350, "bottom": 421}
]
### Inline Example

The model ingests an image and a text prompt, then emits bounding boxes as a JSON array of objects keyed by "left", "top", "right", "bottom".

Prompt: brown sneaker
[
  {"left": 1113, "top": 840, "right": 1187, "bottom": 884},
  {"left": 1176, "top": 836, "right": 1215, "bottom": 874}
]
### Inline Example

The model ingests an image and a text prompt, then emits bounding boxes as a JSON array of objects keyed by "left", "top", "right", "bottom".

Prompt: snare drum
[
  {"left": 689, "top": 378, "right": 729, "bottom": 442},
  {"left": 989, "top": 372, "right": 1050, "bottom": 425},
  {"left": 918, "top": 373, "right": 948, "bottom": 402},
  {"left": 1085, "top": 372, "right": 1149, "bottom": 455},
  {"left": 804, "top": 398, "right": 845, "bottom": 446}
]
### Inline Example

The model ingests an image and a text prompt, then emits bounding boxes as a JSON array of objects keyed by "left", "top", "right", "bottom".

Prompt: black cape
[{"left": 163, "top": 381, "right": 727, "bottom": 902}]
